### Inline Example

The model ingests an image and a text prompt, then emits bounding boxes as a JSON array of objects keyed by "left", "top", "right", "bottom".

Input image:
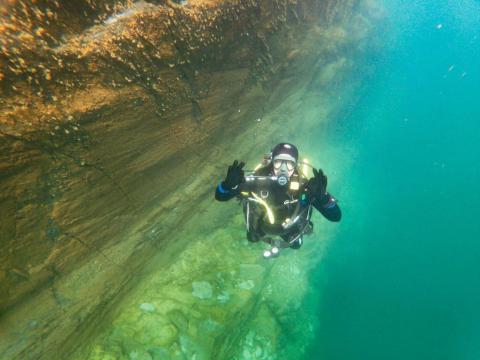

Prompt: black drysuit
[{"left": 214, "top": 165, "right": 341, "bottom": 248}]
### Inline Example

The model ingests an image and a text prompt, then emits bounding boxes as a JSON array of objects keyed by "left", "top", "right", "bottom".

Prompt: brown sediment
[{"left": 0, "top": 0, "right": 383, "bottom": 358}]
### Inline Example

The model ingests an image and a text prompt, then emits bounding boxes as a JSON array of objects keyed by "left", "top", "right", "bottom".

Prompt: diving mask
[
  {"left": 273, "top": 159, "right": 296, "bottom": 171},
  {"left": 272, "top": 153, "right": 296, "bottom": 185}
]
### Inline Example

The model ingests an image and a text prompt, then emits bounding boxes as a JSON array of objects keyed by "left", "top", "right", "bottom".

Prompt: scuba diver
[{"left": 214, "top": 143, "right": 341, "bottom": 258}]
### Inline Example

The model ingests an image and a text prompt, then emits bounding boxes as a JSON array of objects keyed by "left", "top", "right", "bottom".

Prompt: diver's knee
[
  {"left": 289, "top": 236, "right": 303, "bottom": 250},
  {"left": 247, "top": 230, "right": 260, "bottom": 242}
]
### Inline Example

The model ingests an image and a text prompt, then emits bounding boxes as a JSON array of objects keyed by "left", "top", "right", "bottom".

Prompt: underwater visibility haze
[
  {"left": 1, "top": 0, "right": 480, "bottom": 359},
  {"left": 308, "top": 0, "right": 480, "bottom": 359}
]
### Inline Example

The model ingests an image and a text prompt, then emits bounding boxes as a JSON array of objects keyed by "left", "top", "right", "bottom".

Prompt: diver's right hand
[{"left": 223, "top": 160, "right": 245, "bottom": 190}]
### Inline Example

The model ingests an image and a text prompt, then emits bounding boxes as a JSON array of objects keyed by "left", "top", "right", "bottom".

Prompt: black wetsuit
[{"left": 214, "top": 165, "right": 341, "bottom": 248}]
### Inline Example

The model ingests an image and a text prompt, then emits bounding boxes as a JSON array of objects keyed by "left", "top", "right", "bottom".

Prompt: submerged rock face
[{"left": 0, "top": 0, "right": 382, "bottom": 358}]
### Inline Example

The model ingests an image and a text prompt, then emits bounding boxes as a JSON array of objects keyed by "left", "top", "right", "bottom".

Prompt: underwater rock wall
[{"left": 0, "top": 0, "right": 381, "bottom": 358}]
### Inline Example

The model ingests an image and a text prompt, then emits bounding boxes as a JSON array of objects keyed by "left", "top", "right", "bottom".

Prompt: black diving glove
[
  {"left": 223, "top": 160, "right": 245, "bottom": 190},
  {"left": 306, "top": 168, "right": 329, "bottom": 205}
]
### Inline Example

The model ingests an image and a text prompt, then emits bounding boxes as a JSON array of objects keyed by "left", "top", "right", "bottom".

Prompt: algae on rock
[
  {"left": 0, "top": 0, "right": 383, "bottom": 358},
  {"left": 88, "top": 210, "right": 328, "bottom": 360}
]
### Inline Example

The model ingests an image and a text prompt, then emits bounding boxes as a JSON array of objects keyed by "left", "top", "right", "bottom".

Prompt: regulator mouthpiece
[{"left": 277, "top": 175, "right": 288, "bottom": 186}]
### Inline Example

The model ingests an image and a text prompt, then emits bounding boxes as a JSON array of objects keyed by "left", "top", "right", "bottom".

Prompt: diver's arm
[
  {"left": 312, "top": 193, "right": 342, "bottom": 222},
  {"left": 306, "top": 168, "right": 341, "bottom": 222},
  {"left": 215, "top": 159, "right": 245, "bottom": 201},
  {"left": 214, "top": 181, "right": 240, "bottom": 201}
]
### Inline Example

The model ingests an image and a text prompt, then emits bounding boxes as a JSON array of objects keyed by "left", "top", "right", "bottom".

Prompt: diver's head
[{"left": 271, "top": 143, "right": 298, "bottom": 183}]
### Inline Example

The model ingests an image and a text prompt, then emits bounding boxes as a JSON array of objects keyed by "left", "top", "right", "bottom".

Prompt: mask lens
[{"left": 273, "top": 159, "right": 295, "bottom": 171}]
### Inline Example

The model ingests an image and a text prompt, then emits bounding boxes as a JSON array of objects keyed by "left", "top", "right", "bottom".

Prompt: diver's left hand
[{"left": 306, "top": 168, "right": 328, "bottom": 201}]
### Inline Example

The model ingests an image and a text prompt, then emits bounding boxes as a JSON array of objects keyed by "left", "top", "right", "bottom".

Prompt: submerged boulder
[{"left": 192, "top": 281, "right": 213, "bottom": 300}]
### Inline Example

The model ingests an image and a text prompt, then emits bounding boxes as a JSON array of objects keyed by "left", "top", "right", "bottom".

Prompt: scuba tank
[{"left": 261, "top": 152, "right": 273, "bottom": 167}]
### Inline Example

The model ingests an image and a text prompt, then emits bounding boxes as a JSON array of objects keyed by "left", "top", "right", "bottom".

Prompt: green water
[
  {"left": 308, "top": 1, "right": 480, "bottom": 359},
  {"left": 75, "top": 2, "right": 480, "bottom": 358}
]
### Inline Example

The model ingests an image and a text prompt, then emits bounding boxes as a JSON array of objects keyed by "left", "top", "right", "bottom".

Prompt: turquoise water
[{"left": 308, "top": 1, "right": 480, "bottom": 359}]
